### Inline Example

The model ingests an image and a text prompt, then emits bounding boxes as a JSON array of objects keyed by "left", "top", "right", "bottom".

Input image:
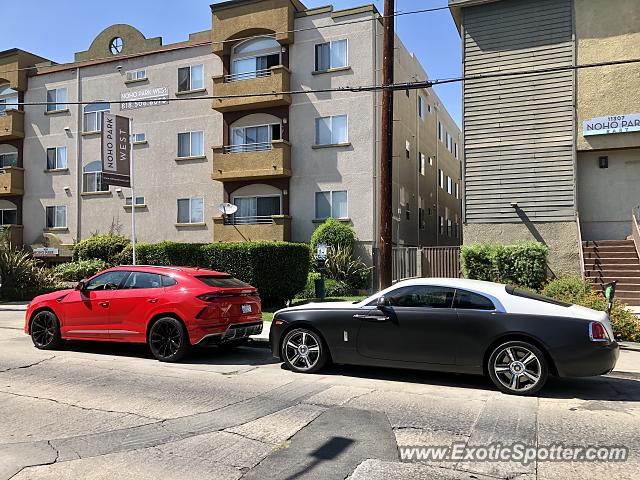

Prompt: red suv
[{"left": 24, "top": 266, "right": 262, "bottom": 362}]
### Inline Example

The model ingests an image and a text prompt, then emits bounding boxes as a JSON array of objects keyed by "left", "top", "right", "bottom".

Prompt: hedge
[
  {"left": 52, "top": 259, "right": 108, "bottom": 282},
  {"left": 310, "top": 218, "right": 356, "bottom": 254},
  {"left": 116, "top": 240, "right": 310, "bottom": 306},
  {"left": 73, "top": 235, "right": 130, "bottom": 264},
  {"left": 460, "top": 242, "right": 549, "bottom": 291},
  {"left": 542, "top": 277, "right": 640, "bottom": 342}
]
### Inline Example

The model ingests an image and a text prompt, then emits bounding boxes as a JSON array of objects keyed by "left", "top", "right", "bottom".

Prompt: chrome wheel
[
  {"left": 31, "top": 311, "right": 57, "bottom": 348},
  {"left": 283, "top": 329, "right": 322, "bottom": 372},
  {"left": 149, "top": 318, "right": 188, "bottom": 362},
  {"left": 492, "top": 345, "right": 542, "bottom": 393}
]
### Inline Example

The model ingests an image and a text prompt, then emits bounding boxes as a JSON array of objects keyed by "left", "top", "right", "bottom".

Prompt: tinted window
[
  {"left": 85, "top": 271, "right": 128, "bottom": 291},
  {"left": 195, "top": 275, "right": 251, "bottom": 288},
  {"left": 162, "top": 275, "right": 178, "bottom": 287},
  {"left": 505, "top": 286, "right": 571, "bottom": 307},
  {"left": 386, "top": 285, "right": 455, "bottom": 308},
  {"left": 123, "top": 272, "right": 162, "bottom": 289},
  {"left": 453, "top": 290, "right": 495, "bottom": 310}
]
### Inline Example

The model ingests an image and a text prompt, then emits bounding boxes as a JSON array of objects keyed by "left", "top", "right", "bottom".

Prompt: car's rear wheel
[
  {"left": 30, "top": 310, "right": 64, "bottom": 350},
  {"left": 488, "top": 340, "right": 548, "bottom": 395},
  {"left": 148, "top": 317, "right": 190, "bottom": 362},
  {"left": 281, "top": 328, "right": 328, "bottom": 373}
]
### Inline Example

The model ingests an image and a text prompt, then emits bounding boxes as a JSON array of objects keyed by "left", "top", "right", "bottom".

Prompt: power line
[
  {"left": 1, "top": 4, "right": 450, "bottom": 75},
  {"left": 5, "top": 57, "right": 640, "bottom": 107}
]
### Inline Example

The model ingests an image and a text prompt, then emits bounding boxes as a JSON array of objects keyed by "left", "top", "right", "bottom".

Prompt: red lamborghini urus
[{"left": 24, "top": 266, "right": 262, "bottom": 362}]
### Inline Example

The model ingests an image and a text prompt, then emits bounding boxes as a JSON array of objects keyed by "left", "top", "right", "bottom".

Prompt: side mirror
[
  {"left": 376, "top": 296, "right": 388, "bottom": 308},
  {"left": 75, "top": 280, "right": 87, "bottom": 291}
]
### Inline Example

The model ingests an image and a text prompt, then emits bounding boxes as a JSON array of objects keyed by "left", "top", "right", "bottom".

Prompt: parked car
[
  {"left": 269, "top": 278, "right": 619, "bottom": 395},
  {"left": 25, "top": 266, "right": 262, "bottom": 362}
]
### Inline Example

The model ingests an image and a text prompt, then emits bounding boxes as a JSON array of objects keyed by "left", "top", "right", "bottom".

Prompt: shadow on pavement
[{"left": 58, "top": 340, "right": 279, "bottom": 367}]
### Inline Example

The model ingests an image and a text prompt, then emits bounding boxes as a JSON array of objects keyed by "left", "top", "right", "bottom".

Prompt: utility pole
[{"left": 379, "top": 0, "right": 394, "bottom": 289}]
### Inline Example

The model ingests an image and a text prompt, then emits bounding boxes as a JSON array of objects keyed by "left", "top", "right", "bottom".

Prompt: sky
[{"left": 1, "top": 0, "right": 462, "bottom": 126}]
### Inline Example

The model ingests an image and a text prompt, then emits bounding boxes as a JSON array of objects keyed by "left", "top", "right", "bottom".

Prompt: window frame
[
  {"left": 419, "top": 152, "right": 426, "bottom": 176},
  {"left": 126, "top": 69, "right": 147, "bottom": 82},
  {"left": 418, "top": 96, "right": 425, "bottom": 120},
  {"left": 381, "top": 284, "right": 456, "bottom": 309},
  {"left": 125, "top": 196, "right": 146, "bottom": 206},
  {"left": 231, "top": 194, "right": 282, "bottom": 221},
  {"left": 178, "top": 64, "right": 204, "bottom": 92},
  {"left": 452, "top": 289, "right": 496, "bottom": 311},
  {"left": 177, "top": 131, "right": 204, "bottom": 158},
  {"left": 46, "top": 146, "right": 67, "bottom": 171},
  {"left": 132, "top": 133, "right": 146, "bottom": 144},
  {"left": 315, "top": 190, "right": 348, "bottom": 220},
  {"left": 83, "top": 102, "right": 110, "bottom": 133},
  {"left": 0, "top": 208, "right": 17, "bottom": 225},
  {"left": 45, "top": 205, "right": 67, "bottom": 229},
  {"left": 46, "top": 87, "right": 68, "bottom": 113},
  {"left": 82, "top": 161, "right": 109, "bottom": 193},
  {"left": 314, "top": 114, "right": 348, "bottom": 146},
  {"left": 314, "top": 39, "right": 348, "bottom": 72},
  {"left": 176, "top": 197, "right": 204, "bottom": 224},
  {"left": 0, "top": 151, "right": 18, "bottom": 168}
]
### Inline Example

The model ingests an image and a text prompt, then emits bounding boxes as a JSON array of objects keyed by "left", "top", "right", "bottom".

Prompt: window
[
  {"left": 231, "top": 37, "right": 281, "bottom": 81},
  {"left": 505, "top": 286, "right": 572, "bottom": 307},
  {"left": 454, "top": 142, "right": 459, "bottom": 160},
  {"left": 438, "top": 122, "right": 443, "bottom": 141},
  {"left": 315, "top": 115, "right": 348, "bottom": 145},
  {"left": 125, "top": 196, "right": 145, "bottom": 206},
  {"left": 418, "top": 208, "right": 425, "bottom": 230},
  {"left": 178, "top": 64, "right": 204, "bottom": 92},
  {"left": 419, "top": 153, "right": 426, "bottom": 176},
  {"left": 162, "top": 276, "right": 178, "bottom": 287},
  {"left": 447, "top": 176, "right": 453, "bottom": 195},
  {"left": 418, "top": 96, "right": 425, "bottom": 120},
  {"left": 438, "top": 169, "right": 444, "bottom": 188},
  {"left": 177, "top": 197, "right": 204, "bottom": 224},
  {"left": 453, "top": 290, "right": 495, "bottom": 310},
  {"left": 109, "top": 37, "right": 124, "bottom": 55},
  {"left": 123, "top": 271, "right": 162, "bottom": 289},
  {"left": 405, "top": 140, "right": 410, "bottom": 159},
  {"left": 126, "top": 69, "right": 146, "bottom": 82},
  {"left": 386, "top": 285, "right": 455, "bottom": 308},
  {"left": 315, "top": 190, "right": 347, "bottom": 219},
  {"left": 83, "top": 102, "right": 110, "bottom": 132},
  {"left": 132, "top": 133, "right": 146, "bottom": 144},
  {"left": 447, "top": 133, "right": 453, "bottom": 152},
  {"left": 177, "top": 131, "right": 204, "bottom": 158},
  {"left": 427, "top": 103, "right": 432, "bottom": 114},
  {"left": 196, "top": 275, "right": 251, "bottom": 288},
  {"left": 232, "top": 195, "right": 281, "bottom": 223},
  {"left": 315, "top": 39, "right": 347, "bottom": 71},
  {"left": 46, "top": 87, "right": 68, "bottom": 112},
  {"left": 230, "top": 124, "right": 280, "bottom": 152},
  {"left": 429, "top": 156, "right": 433, "bottom": 166},
  {"left": 82, "top": 161, "right": 109, "bottom": 193},
  {"left": 85, "top": 270, "right": 128, "bottom": 291},
  {"left": 0, "top": 208, "right": 17, "bottom": 225},
  {"left": 438, "top": 216, "right": 444, "bottom": 235},
  {"left": 45, "top": 206, "right": 66, "bottom": 229},
  {"left": 46, "top": 147, "right": 67, "bottom": 170},
  {"left": 0, "top": 85, "right": 18, "bottom": 112},
  {"left": 0, "top": 152, "right": 18, "bottom": 168},
  {"left": 405, "top": 203, "right": 410, "bottom": 220},
  {"left": 455, "top": 183, "right": 460, "bottom": 199},
  {"left": 447, "top": 219, "right": 452, "bottom": 237}
]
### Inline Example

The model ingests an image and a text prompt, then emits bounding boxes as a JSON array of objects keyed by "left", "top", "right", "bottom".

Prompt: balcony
[
  {"left": 2, "top": 225, "right": 23, "bottom": 248},
  {"left": 212, "top": 65, "right": 291, "bottom": 112},
  {"left": 0, "top": 110, "right": 25, "bottom": 140},
  {"left": 213, "top": 215, "right": 291, "bottom": 242},
  {"left": 0, "top": 167, "right": 24, "bottom": 196},
  {"left": 212, "top": 140, "right": 291, "bottom": 182}
]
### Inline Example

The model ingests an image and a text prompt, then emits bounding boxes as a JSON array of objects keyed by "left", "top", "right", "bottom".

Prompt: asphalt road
[{"left": 1, "top": 306, "right": 639, "bottom": 480}]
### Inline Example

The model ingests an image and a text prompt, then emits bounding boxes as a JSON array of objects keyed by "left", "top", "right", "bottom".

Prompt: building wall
[{"left": 23, "top": 44, "right": 222, "bottom": 248}]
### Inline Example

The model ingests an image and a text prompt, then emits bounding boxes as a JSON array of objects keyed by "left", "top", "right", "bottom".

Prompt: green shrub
[
  {"left": 324, "top": 244, "right": 373, "bottom": 289},
  {"left": 116, "top": 241, "right": 205, "bottom": 266},
  {"left": 73, "top": 235, "right": 130, "bottom": 264},
  {"left": 461, "top": 242, "right": 548, "bottom": 290},
  {"left": 295, "top": 272, "right": 352, "bottom": 299},
  {"left": 0, "top": 250, "right": 62, "bottom": 300},
  {"left": 310, "top": 218, "right": 356, "bottom": 254},
  {"left": 53, "top": 259, "right": 108, "bottom": 282},
  {"left": 543, "top": 277, "right": 640, "bottom": 342}
]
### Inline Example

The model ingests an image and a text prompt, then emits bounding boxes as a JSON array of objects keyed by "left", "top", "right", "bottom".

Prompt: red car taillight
[
  {"left": 196, "top": 291, "right": 258, "bottom": 302},
  {"left": 589, "top": 322, "right": 610, "bottom": 342}
]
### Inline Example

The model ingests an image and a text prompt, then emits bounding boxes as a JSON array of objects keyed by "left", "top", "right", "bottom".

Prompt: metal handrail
[
  {"left": 576, "top": 210, "right": 585, "bottom": 279},
  {"left": 224, "top": 142, "right": 273, "bottom": 154},
  {"left": 632, "top": 207, "right": 640, "bottom": 263},
  {"left": 224, "top": 68, "right": 272, "bottom": 83},
  {"left": 224, "top": 215, "right": 275, "bottom": 225}
]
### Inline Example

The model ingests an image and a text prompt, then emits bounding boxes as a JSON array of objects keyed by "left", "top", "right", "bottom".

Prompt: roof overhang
[{"left": 448, "top": 0, "right": 504, "bottom": 33}]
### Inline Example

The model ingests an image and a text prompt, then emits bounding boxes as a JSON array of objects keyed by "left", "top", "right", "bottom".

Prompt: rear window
[
  {"left": 505, "top": 286, "right": 572, "bottom": 307},
  {"left": 195, "top": 275, "right": 251, "bottom": 288},
  {"left": 453, "top": 289, "right": 495, "bottom": 310}
]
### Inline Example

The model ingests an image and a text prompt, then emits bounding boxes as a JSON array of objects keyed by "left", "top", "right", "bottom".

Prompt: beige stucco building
[
  {"left": 1, "top": 0, "right": 462, "bottom": 262},
  {"left": 450, "top": 0, "right": 640, "bottom": 276}
]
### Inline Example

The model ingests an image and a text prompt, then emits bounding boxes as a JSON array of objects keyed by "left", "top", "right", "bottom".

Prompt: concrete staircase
[{"left": 583, "top": 240, "right": 640, "bottom": 305}]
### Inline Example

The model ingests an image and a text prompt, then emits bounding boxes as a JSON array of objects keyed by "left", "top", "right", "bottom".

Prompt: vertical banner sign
[{"left": 101, "top": 113, "right": 131, "bottom": 187}]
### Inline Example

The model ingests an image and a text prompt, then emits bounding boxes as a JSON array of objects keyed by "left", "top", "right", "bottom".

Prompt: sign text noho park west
[
  {"left": 120, "top": 86, "right": 169, "bottom": 111},
  {"left": 101, "top": 113, "right": 131, "bottom": 188},
  {"left": 583, "top": 113, "right": 640, "bottom": 136}
]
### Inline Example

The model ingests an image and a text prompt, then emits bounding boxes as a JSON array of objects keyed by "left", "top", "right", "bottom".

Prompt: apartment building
[
  {"left": 1, "top": 0, "right": 462, "bottom": 262},
  {"left": 450, "top": 0, "right": 640, "bottom": 276}
]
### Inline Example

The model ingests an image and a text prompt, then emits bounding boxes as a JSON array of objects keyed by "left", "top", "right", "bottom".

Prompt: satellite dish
[{"left": 218, "top": 203, "right": 238, "bottom": 216}]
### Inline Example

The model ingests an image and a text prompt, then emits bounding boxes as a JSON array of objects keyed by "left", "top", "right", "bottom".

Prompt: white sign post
[{"left": 129, "top": 118, "right": 137, "bottom": 265}]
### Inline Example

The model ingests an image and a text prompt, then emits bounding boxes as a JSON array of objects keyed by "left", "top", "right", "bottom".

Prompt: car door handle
[
  {"left": 99, "top": 301, "right": 110, "bottom": 308},
  {"left": 353, "top": 314, "right": 389, "bottom": 321},
  {"left": 148, "top": 298, "right": 159, "bottom": 304}
]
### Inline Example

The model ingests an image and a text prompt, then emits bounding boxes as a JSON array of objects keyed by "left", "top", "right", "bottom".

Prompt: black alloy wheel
[
  {"left": 148, "top": 317, "right": 190, "bottom": 362},
  {"left": 30, "top": 310, "right": 64, "bottom": 350}
]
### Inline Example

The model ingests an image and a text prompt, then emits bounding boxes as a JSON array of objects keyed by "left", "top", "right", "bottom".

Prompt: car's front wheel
[
  {"left": 488, "top": 340, "right": 548, "bottom": 395},
  {"left": 30, "top": 310, "right": 64, "bottom": 350},
  {"left": 148, "top": 317, "right": 190, "bottom": 362},
  {"left": 281, "top": 328, "right": 328, "bottom": 373}
]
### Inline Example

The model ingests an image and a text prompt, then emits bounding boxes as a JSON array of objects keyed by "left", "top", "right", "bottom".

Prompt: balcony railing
[
  {"left": 224, "top": 69, "right": 272, "bottom": 83},
  {"left": 224, "top": 142, "right": 273, "bottom": 154},
  {"left": 225, "top": 215, "right": 277, "bottom": 225}
]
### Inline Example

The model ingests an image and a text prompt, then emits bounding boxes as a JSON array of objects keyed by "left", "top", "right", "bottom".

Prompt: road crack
[{"left": 0, "top": 356, "right": 56, "bottom": 373}]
